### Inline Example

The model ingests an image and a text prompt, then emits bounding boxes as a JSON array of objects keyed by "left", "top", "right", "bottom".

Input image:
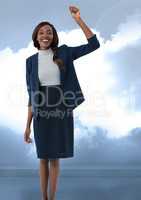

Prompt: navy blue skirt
[{"left": 33, "top": 84, "right": 74, "bottom": 159}]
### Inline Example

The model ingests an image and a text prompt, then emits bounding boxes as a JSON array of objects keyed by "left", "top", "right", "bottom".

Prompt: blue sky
[{"left": 0, "top": 0, "right": 123, "bottom": 50}]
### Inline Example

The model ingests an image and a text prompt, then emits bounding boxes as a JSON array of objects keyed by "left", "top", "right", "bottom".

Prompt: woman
[{"left": 24, "top": 5, "right": 100, "bottom": 200}]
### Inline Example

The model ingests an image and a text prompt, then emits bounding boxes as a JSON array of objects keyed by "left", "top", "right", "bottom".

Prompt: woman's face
[{"left": 36, "top": 24, "right": 54, "bottom": 50}]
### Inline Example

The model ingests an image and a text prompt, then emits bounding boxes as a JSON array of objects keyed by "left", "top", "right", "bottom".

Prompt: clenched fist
[{"left": 69, "top": 5, "right": 80, "bottom": 21}]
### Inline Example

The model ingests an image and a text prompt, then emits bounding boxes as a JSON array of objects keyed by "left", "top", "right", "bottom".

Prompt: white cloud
[
  {"left": 104, "top": 12, "right": 141, "bottom": 52},
  {"left": 0, "top": 43, "right": 37, "bottom": 132},
  {"left": 72, "top": 13, "right": 141, "bottom": 138}
]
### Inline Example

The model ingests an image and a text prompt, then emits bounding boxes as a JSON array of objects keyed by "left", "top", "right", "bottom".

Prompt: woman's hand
[
  {"left": 69, "top": 5, "right": 80, "bottom": 21},
  {"left": 24, "top": 127, "right": 32, "bottom": 144}
]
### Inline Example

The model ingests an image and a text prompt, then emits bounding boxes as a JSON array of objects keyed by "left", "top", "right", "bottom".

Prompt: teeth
[{"left": 42, "top": 39, "right": 49, "bottom": 42}]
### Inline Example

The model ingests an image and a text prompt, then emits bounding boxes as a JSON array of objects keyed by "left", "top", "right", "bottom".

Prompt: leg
[
  {"left": 39, "top": 159, "right": 49, "bottom": 200},
  {"left": 49, "top": 159, "right": 60, "bottom": 200}
]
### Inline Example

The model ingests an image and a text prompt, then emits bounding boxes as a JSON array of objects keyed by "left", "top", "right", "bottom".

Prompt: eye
[{"left": 38, "top": 31, "right": 44, "bottom": 35}]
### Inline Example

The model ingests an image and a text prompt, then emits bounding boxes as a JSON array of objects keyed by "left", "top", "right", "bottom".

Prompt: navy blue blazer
[{"left": 26, "top": 34, "right": 100, "bottom": 119}]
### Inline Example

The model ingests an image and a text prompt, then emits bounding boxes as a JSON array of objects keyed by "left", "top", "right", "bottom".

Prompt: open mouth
[{"left": 42, "top": 39, "right": 49, "bottom": 42}]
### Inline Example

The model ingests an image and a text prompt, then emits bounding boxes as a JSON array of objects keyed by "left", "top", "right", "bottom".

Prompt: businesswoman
[{"left": 24, "top": 5, "right": 100, "bottom": 200}]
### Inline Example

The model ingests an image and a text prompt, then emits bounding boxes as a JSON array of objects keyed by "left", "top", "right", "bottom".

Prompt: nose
[
  {"left": 42, "top": 35, "right": 50, "bottom": 39},
  {"left": 41, "top": 35, "right": 49, "bottom": 39}
]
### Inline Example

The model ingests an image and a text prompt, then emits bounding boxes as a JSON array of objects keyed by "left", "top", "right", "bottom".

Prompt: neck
[{"left": 39, "top": 47, "right": 51, "bottom": 50}]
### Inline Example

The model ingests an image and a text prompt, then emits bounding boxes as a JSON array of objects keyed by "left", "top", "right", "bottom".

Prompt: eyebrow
[{"left": 39, "top": 28, "right": 52, "bottom": 32}]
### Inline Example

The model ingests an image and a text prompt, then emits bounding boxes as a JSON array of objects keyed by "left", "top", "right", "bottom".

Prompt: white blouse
[{"left": 38, "top": 48, "right": 61, "bottom": 86}]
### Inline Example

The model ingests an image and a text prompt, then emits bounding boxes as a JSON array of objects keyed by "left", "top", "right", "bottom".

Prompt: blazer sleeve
[
  {"left": 66, "top": 34, "right": 100, "bottom": 60},
  {"left": 26, "top": 58, "right": 32, "bottom": 107}
]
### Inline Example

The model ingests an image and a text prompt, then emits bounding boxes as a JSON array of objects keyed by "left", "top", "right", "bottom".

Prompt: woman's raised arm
[{"left": 67, "top": 5, "right": 100, "bottom": 60}]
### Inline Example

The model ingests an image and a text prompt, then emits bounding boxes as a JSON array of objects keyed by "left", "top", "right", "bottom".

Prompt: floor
[{"left": 0, "top": 169, "right": 141, "bottom": 200}]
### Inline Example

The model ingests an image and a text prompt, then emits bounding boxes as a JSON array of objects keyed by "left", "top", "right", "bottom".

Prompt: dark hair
[{"left": 32, "top": 21, "right": 65, "bottom": 71}]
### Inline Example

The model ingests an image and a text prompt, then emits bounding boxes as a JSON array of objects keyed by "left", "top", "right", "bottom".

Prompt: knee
[{"left": 49, "top": 159, "right": 59, "bottom": 168}]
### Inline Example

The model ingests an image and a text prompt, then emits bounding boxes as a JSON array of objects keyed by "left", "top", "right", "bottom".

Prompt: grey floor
[{"left": 0, "top": 169, "right": 141, "bottom": 200}]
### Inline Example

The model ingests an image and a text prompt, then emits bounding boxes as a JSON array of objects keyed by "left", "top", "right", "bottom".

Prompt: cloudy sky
[{"left": 1, "top": 0, "right": 141, "bottom": 169}]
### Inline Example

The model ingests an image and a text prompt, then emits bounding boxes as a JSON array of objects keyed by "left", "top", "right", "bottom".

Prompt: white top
[{"left": 38, "top": 48, "right": 61, "bottom": 86}]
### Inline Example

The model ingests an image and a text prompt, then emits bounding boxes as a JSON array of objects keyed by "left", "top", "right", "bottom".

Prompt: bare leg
[
  {"left": 39, "top": 159, "right": 49, "bottom": 200},
  {"left": 49, "top": 159, "right": 60, "bottom": 200}
]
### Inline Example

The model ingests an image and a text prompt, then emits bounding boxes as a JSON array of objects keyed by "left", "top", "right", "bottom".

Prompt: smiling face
[{"left": 36, "top": 24, "right": 54, "bottom": 50}]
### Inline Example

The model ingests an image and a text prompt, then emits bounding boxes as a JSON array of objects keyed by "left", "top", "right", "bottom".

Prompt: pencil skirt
[{"left": 33, "top": 84, "right": 74, "bottom": 160}]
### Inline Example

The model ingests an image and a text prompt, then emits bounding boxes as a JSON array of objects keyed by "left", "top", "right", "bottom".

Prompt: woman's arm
[
  {"left": 69, "top": 5, "right": 95, "bottom": 39},
  {"left": 26, "top": 106, "right": 33, "bottom": 129},
  {"left": 67, "top": 6, "right": 100, "bottom": 60},
  {"left": 24, "top": 58, "right": 33, "bottom": 143},
  {"left": 25, "top": 58, "right": 33, "bottom": 128},
  {"left": 26, "top": 58, "right": 33, "bottom": 128}
]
